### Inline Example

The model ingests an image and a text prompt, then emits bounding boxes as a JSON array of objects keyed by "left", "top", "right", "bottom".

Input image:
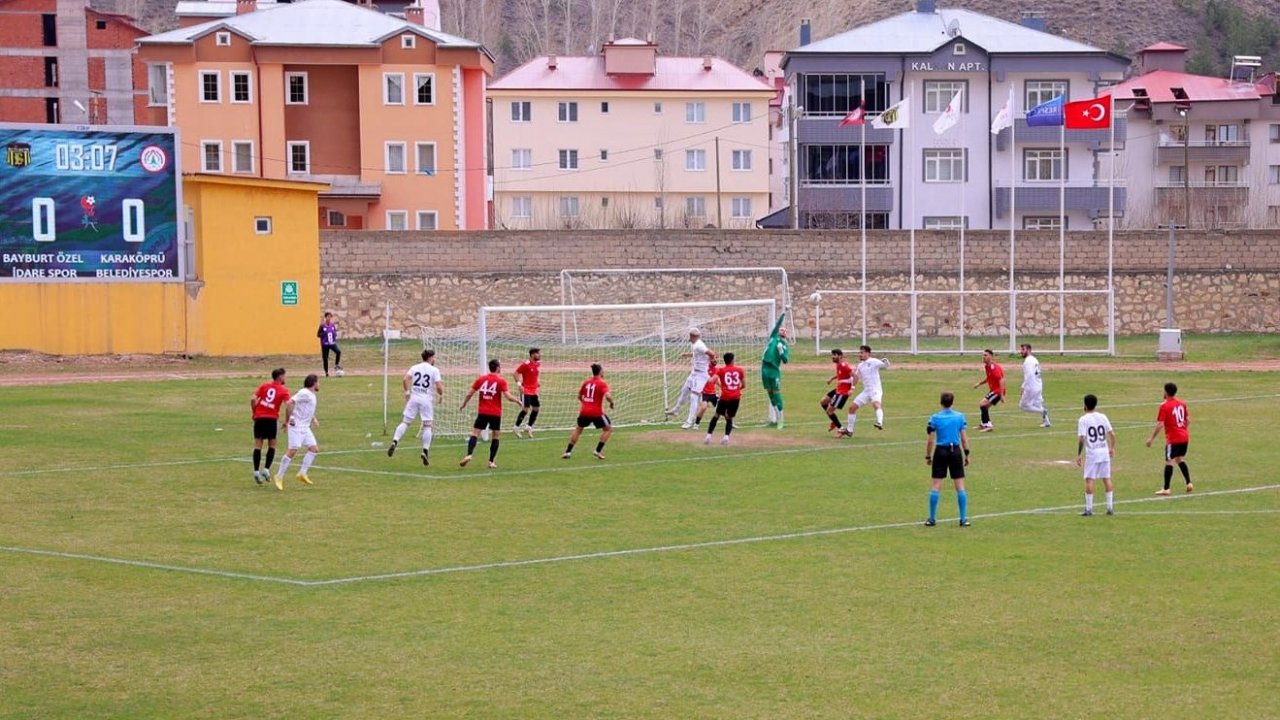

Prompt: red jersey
[
  {"left": 252, "top": 381, "right": 291, "bottom": 420},
  {"left": 702, "top": 374, "right": 719, "bottom": 395},
  {"left": 471, "top": 373, "right": 509, "bottom": 416},
  {"left": 578, "top": 377, "right": 610, "bottom": 418},
  {"left": 1156, "top": 398, "right": 1190, "bottom": 444},
  {"left": 833, "top": 361, "right": 854, "bottom": 394},
  {"left": 983, "top": 361, "right": 1005, "bottom": 396},
  {"left": 515, "top": 360, "right": 541, "bottom": 395},
  {"left": 717, "top": 364, "right": 745, "bottom": 401}
]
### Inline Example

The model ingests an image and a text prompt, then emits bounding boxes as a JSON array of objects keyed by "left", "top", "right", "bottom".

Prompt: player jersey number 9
[
  {"left": 412, "top": 371, "right": 432, "bottom": 391},
  {"left": 262, "top": 387, "right": 276, "bottom": 405}
]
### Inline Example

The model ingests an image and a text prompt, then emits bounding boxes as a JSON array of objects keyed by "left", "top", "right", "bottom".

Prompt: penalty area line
[{"left": 0, "top": 545, "right": 309, "bottom": 586}]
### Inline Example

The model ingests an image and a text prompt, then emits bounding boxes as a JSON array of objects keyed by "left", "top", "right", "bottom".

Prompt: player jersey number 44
[{"left": 473, "top": 373, "right": 509, "bottom": 416}]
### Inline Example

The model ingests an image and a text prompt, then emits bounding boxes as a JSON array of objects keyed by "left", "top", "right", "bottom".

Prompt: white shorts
[
  {"left": 401, "top": 394, "right": 435, "bottom": 424},
  {"left": 684, "top": 371, "right": 709, "bottom": 393},
  {"left": 286, "top": 425, "right": 317, "bottom": 450},
  {"left": 1083, "top": 459, "right": 1111, "bottom": 479},
  {"left": 1019, "top": 385, "right": 1045, "bottom": 412},
  {"left": 853, "top": 388, "right": 883, "bottom": 407}
]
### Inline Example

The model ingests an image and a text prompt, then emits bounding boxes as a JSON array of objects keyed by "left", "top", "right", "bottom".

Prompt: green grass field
[{"left": 1, "top": 359, "right": 1278, "bottom": 719}]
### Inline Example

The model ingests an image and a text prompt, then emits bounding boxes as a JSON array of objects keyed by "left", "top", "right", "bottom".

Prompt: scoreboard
[{"left": 0, "top": 124, "right": 182, "bottom": 282}]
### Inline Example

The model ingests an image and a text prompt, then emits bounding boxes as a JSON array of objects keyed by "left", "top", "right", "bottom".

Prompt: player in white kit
[
  {"left": 665, "top": 328, "right": 717, "bottom": 429},
  {"left": 1019, "top": 343, "right": 1051, "bottom": 427},
  {"left": 1075, "top": 394, "right": 1116, "bottom": 516},
  {"left": 272, "top": 373, "right": 321, "bottom": 490},
  {"left": 388, "top": 349, "right": 444, "bottom": 466},
  {"left": 840, "top": 345, "right": 890, "bottom": 437}
]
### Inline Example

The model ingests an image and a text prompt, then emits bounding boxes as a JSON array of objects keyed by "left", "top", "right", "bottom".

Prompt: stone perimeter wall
[{"left": 320, "top": 229, "right": 1280, "bottom": 338}]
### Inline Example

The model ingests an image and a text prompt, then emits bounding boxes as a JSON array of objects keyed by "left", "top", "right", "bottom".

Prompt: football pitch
[{"left": 1, "top": 357, "right": 1278, "bottom": 719}]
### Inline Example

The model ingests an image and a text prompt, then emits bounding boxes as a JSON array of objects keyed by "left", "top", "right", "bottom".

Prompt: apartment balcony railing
[
  {"left": 993, "top": 182, "right": 1127, "bottom": 219},
  {"left": 1155, "top": 140, "right": 1250, "bottom": 165}
]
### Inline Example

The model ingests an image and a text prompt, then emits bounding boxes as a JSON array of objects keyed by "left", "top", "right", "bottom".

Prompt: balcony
[
  {"left": 797, "top": 184, "right": 895, "bottom": 213},
  {"left": 305, "top": 174, "right": 382, "bottom": 199},
  {"left": 1154, "top": 180, "right": 1248, "bottom": 205},
  {"left": 798, "top": 115, "right": 897, "bottom": 144},
  {"left": 994, "top": 116, "right": 1128, "bottom": 151},
  {"left": 1154, "top": 139, "right": 1250, "bottom": 165},
  {"left": 993, "top": 183, "right": 1126, "bottom": 219}
]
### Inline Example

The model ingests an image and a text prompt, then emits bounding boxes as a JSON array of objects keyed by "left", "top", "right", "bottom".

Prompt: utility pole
[{"left": 715, "top": 135, "right": 723, "bottom": 227}]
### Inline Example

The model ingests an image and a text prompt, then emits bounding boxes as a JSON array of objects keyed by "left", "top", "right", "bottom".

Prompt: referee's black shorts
[{"left": 932, "top": 444, "right": 965, "bottom": 480}]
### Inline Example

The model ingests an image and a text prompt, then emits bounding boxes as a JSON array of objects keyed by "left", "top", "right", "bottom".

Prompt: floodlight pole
[{"left": 1166, "top": 221, "right": 1176, "bottom": 327}]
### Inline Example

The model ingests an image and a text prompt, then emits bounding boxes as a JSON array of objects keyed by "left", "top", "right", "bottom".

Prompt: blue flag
[{"left": 1026, "top": 95, "right": 1064, "bottom": 127}]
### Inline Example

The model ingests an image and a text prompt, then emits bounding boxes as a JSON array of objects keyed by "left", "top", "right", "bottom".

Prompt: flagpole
[
  {"left": 860, "top": 78, "right": 867, "bottom": 347},
  {"left": 1058, "top": 120, "right": 1066, "bottom": 354},
  {"left": 908, "top": 83, "right": 918, "bottom": 354},
  {"left": 1009, "top": 87, "right": 1017, "bottom": 354},
  {"left": 958, "top": 88, "right": 966, "bottom": 355},
  {"left": 1107, "top": 92, "right": 1116, "bottom": 356}
]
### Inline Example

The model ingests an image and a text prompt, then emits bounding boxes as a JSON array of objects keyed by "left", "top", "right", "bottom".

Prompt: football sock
[
  {"left": 846, "top": 414, "right": 857, "bottom": 433},
  {"left": 768, "top": 406, "right": 777, "bottom": 422},
  {"left": 299, "top": 451, "right": 316, "bottom": 475},
  {"left": 707, "top": 417, "right": 720, "bottom": 434},
  {"left": 1042, "top": 409, "right": 1050, "bottom": 422},
  {"left": 322, "top": 352, "right": 329, "bottom": 374},
  {"left": 528, "top": 410, "right": 539, "bottom": 427},
  {"left": 393, "top": 422, "right": 409, "bottom": 443},
  {"left": 957, "top": 490, "right": 968, "bottom": 521},
  {"left": 875, "top": 408, "right": 884, "bottom": 425},
  {"left": 685, "top": 403, "right": 699, "bottom": 425},
  {"left": 827, "top": 412, "right": 839, "bottom": 426},
  {"left": 488, "top": 439, "right": 499, "bottom": 462},
  {"left": 333, "top": 348, "right": 341, "bottom": 367},
  {"left": 595, "top": 441, "right": 606, "bottom": 453},
  {"left": 466, "top": 436, "right": 478, "bottom": 455},
  {"left": 264, "top": 447, "right": 275, "bottom": 470},
  {"left": 276, "top": 454, "right": 293, "bottom": 476},
  {"left": 252, "top": 448, "right": 261, "bottom": 471},
  {"left": 1163, "top": 465, "right": 1173, "bottom": 489},
  {"left": 725, "top": 419, "right": 734, "bottom": 436},
  {"left": 421, "top": 427, "right": 433, "bottom": 449},
  {"left": 980, "top": 406, "right": 990, "bottom": 424},
  {"left": 1105, "top": 491, "right": 1114, "bottom": 512},
  {"left": 1178, "top": 462, "right": 1191, "bottom": 483},
  {"left": 928, "top": 490, "right": 940, "bottom": 521},
  {"left": 515, "top": 410, "right": 528, "bottom": 426},
  {"left": 565, "top": 442, "right": 575, "bottom": 454},
  {"left": 1084, "top": 493, "right": 1094, "bottom": 513}
]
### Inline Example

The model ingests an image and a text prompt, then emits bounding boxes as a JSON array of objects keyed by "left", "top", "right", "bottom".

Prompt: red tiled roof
[
  {"left": 1104, "top": 69, "right": 1271, "bottom": 103},
  {"left": 1140, "top": 42, "right": 1188, "bottom": 52},
  {"left": 490, "top": 56, "right": 773, "bottom": 93}
]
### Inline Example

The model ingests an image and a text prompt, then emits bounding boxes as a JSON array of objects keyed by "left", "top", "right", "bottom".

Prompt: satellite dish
[{"left": 946, "top": 19, "right": 961, "bottom": 37}]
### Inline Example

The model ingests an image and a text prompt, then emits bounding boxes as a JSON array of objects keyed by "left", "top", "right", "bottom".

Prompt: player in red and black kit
[
  {"left": 705, "top": 353, "right": 745, "bottom": 446},
  {"left": 563, "top": 363, "right": 615, "bottom": 460},
  {"left": 694, "top": 357, "right": 719, "bottom": 428},
  {"left": 1146, "top": 381, "right": 1192, "bottom": 494},
  {"left": 821, "top": 349, "right": 854, "bottom": 433},
  {"left": 250, "top": 368, "right": 291, "bottom": 485},
  {"left": 972, "top": 349, "right": 1007, "bottom": 432},
  {"left": 513, "top": 347, "right": 541, "bottom": 438},
  {"left": 459, "top": 358, "right": 523, "bottom": 468}
]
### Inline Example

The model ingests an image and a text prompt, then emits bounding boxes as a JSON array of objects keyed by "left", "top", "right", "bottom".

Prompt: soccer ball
[
  {"left": 335, "top": 369, "right": 345, "bottom": 377},
  {"left": 809, "top": 292, "right": 823, "bottom": 303}
]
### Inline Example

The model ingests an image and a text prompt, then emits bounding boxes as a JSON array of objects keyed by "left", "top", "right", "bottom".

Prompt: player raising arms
[
  {"left": 694, "top": 357, "right": 719, "bottom": 428},
  {"left": 250, "top": 368, "right": 290, "bottom": 485},
  {"left": 388, "top": 349, "right": 443, "bottom": 466},
  {"left": 704, "top": 352, "right": 745, "bottom": 446},
  {"left": 459, "top": 359, "right": 523, "bottom": 469},
  {"left": 843, "top": 344, "right": 890, "bottom": 437},
  {"left": 513, "top": 347, "right": 541, "bottom": 438},
  {"left": 820, "top": 349, "right": 854, "bottom": 435},
  {"left": 273, "top": 373, "right": 321, "bottom": 490},
  {"left": 563, "top": 363, "right": 615, "bottom": 460},
  {"left": 665, "top": 328, "right": 716, "bottom": 429},
  {"left": 972, "top": 349, "right": 1006, "bottom": 432},
  {"left": 761, "top": 313, "right": 791, "bottom": 429}
]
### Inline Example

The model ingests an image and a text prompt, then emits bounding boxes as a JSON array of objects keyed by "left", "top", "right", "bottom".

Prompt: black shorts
[
  {"left": 825, "top": 390, "right": 850, "bottom": 409},
  {"left": 253, "top": 417, "right": 278, "bottom": 440},
  {"left": 983, "top": 392, "right": 1003, "bottom": 406},
  {"left": 472, "top": 414, "right": 501, "bottom": 432},
  {"left": 715, "top": 398, "right": 741, "bottom": 418},
  {"left": 931, "top": 444, "right": 966, "bottom": 480},
  {"left": 1166, "top": 442, "right": 1189, "bottom": 460},
  {"left": 522, "top": 394, "right": 541, "bottom": 408},
  {"left": 701, "top": 392, "right": 719, "bottom": 404},
  {"left": 576, "top": 414, "right": 610, "bottom": 429}
]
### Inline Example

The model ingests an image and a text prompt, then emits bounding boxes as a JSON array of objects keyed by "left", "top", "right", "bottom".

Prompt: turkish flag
[
  {"left": 839, "top": 105, "right": 865, "bottom": 127},
  {"left": 1064, "top": 97, "right": 1111, "bottom": 129}
]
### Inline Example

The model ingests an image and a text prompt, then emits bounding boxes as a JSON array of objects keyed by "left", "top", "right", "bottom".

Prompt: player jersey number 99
[
  {"left": 1085, "top": 424, "right": 1107, "bottom": 444},
  {"left": 32, "top": 197, "right": 146, "bottom": 243},
  {"left": 411, "top": 371, "right": 433, "bottom": 391}
]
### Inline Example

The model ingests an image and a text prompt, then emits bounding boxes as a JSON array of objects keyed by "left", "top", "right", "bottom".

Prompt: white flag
[
  {"left": 991, "top": 84, "right": 1015, "bottom": 135},
  {"left": 932, "top": 88, "right": 963, "bottom": 135},
  {"left": 870, "top": 98, "right": 911, "bottom": 129}
]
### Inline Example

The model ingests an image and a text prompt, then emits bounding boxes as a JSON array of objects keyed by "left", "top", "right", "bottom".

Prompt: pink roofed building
[
  {"left": 1106, "top": 43, "right": 1280, "bottom": 228},
  {"left": 488, "top": 38, "right": 774, "bottom": 229}
]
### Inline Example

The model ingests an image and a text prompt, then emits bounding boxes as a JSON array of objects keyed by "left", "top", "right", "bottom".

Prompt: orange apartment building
[
  {"left": 0, "top": 0, "right": 151, "bottom": 125},
  {"left": 136, "top": 0, "right": 493, "bottom": 230}
]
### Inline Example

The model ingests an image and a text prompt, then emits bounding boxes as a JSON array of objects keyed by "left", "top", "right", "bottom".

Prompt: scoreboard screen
[{"left": 0, "top": 124, "right": 182, "bottom": 282}]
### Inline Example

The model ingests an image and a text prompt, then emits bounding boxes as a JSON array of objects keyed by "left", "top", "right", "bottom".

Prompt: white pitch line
[
  {"left": 1042, "top": 509, "right": 1280, "bottom": 517},
  {"left": 0, "top": 545, "right": 309, "bottom": 586},
  {"left": 0, "top": 455, "right": 243, "bottom": 478}
]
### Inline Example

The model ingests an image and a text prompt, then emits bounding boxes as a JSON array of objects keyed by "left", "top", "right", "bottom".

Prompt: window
[
  {"left": 44, "top": 57, "right": 58, "bottom": 87},
  {"left": 414, "top": 74, "right": 434, "bottom": 105},
  {"left": 231, "top": 71, "right": 251, "bottom": 103},
  {"left": 654, "top": 149, "right": 664, "bottom": 161},
  {"left": 385, "top": 142, "right": 407, "bottom": 174},
  {"left": 41, "top": 13, "right": 56, "bottom": 46},
  {"left": 654, "top": 102, "right": 663, "bottom": 114},
  {"left": 732, "top": 102, "right": 752, "bottom": 123},
  {"left": 600, "top": 149, "right": 608, "bottom": 161},
  {"left": 804, "top": 145, "right": 890, "bottom": 183},
  {"left": 685, "top": 102, "right": 706, "bottom": 123},
  {"left": 201, "top": 141, "right": 222, "bottom": 172},
  {"left": 601, "top": 101, "right": 609, "bottom": 113},
  {"left": 327, "top": 210, "right": 346, "bottom": 227},
  {"left": 730, "top": 197, "right": 752, "bottom": 219},
  {"left": 384, "top": 73, "right": 405, "bottom": 105},
  {"left": 1205, "top": 165, "right": 1240, "bottom": 184},
  {"left": 215, "top": 31, "right": 231, "bottom": 46},
  {"left": 559, "top": 196, "right": 580, "bottom": 217},
  {"left": 147, "top": 64, "right": 168, "bottom": 106},
  {"left": 654, "top": 196, "right": 664, "bottom": 209},
  {"left": 731, "top": 149, "right": 752, "bottom": 171},
  {"left": 923, "top": 216, "right": 966, "bottom": 230},
  {"left": 287, "top": 141, "right": 310, "bottom": 173},
  {"left": 511, "top": 196, "right": 532, "bottom": 218},
  {"left": 1025, "top": 80, "right": 1067, "bottom": 110},
  {"left": 1269, "top": 206, "right": 1280, "bottom": 225},
  {"left": 415, "top": 142, "right": 436, "bottom": 175},
  {"left": 232, "top": 141, "right": 254, "bottom": 173},
  {"left": 924, "top": 80, "right": 965, "bottom": 113},
  {"left": 1205, "top": 124, "right": 1240, "bottom": 144},
  {"left": 686, "top": 149, "right": 707, "bottom": 171},
  {"left": 95, "top": 19, "right": 107, "bottom": 30},
  {"left": 558, "top": 149, "right": 579, "bottom": 170},
  {"left": 401, "top": 34, "right": 416, "bottom": 48},
  {"left": 199, "top": 71, "right": 221, "bottom": 103},
  {"left": 511, "top": 101, "right": 531, "bottom": 122},
  {"left": 254, "top": 217, "right": 272, "bottom": 234},
  {"left": 601, "top": 197, "right": 610, "bottom": 207},
  {"left": 511, "top": 148, "right": 532, "bottom": 170},
  {"left": 953, "top": 42, "right": 966, "bottom": 55},
  {"left": 1169, "top": 165, "right": 1185, "bottom": 182},
  {"left": 802, "top": 73, "right": 889, "bottom": 115},
  {"left": 1024, "top": 216, "right": 1064, "bottom": 230},
  {"left": 1023, "top": 148, "right": 1064, "bottom": 181},
  {"left": 686, "top": 196, "right": 706, "bottom": 217},
  {"left": 286, "top": 72, "right": 308, "bottom": 104},
  {"left": 924, "top": 149, "right": 966, "bottom": 182},
  {"left": 416, "top": 211, "right": 438, "bottom": 230},
  {"left": 558, "top": 101, "right": 578, "bottom": 122},
  {"left": 386, "top": 211, "right": 408, "bottom": 231},
  {"left": 1269, "top": 166, "right": 1280, "bottom": 184}
]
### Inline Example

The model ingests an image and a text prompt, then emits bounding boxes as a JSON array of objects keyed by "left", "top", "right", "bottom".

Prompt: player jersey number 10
[{"left": 31, "top": 197, "right": 146, "bottom": 243}]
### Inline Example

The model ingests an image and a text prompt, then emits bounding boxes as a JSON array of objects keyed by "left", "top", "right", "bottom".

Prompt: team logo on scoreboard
[
  {"left": 80, "top": 195, "right": 99, "bottom": 232},
  {"left": 139, "top": 144, "right": 169, "bottom": 173},
  {"left": 5, "top": 142, "right": 31, "bottom": 168}
]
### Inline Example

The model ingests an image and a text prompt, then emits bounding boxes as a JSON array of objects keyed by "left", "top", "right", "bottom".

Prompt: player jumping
[
  {"left": 704, "top": 353, "right": 744, "bottom": 446},
  {"left": 760, "top": 313, "right": 790, "bottom": 429}
]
